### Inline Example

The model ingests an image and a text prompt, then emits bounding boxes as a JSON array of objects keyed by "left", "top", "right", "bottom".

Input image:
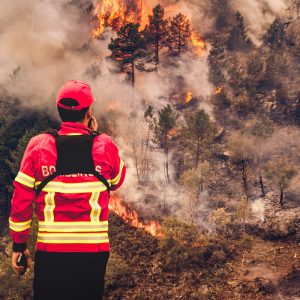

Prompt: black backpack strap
[
  {"left": 35, "top": 172, "right": 59, "bottom": 197},
  {"left": 35, "top": 130, "right": 110, "bottom": 196},
  {"left": 92, "top": 171, "right": 110, "bottom": 195}
]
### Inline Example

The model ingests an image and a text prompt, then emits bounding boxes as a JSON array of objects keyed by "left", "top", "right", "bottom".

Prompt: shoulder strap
[{"left": 35, "top": 131, "right": 110, "bottom": 197}]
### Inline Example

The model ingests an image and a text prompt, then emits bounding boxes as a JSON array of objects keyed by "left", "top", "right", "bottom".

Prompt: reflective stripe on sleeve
[
  {"left": 111, "top": 160, "right": 125, "bottom": 186},
  {"left": 15, "top": 172, "right": 35, "bottom": 189},
  {"left": 35, "top": 181, "right": 108, "bottom": 194},
  {"left": 37, "top": 232, "right": 109, "bottom": 244},
  {"left": 9, "top": 219, "right": 31, "bottom": 232},
  {"left": 38, "top": 221, "right": 108, "bottom": 232}
]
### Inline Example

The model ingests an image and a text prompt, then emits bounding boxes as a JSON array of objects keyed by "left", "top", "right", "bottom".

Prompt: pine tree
[
  {"left": 184, "top": 110, "right": 214, "bottom": 168},
  {"left": 227, "top": 12, "right": 250, "bottom": 51},
  {"left": 144, "top": 4, "right": 168, "bottom": 69},
  {"left": 264, "top": 18, "right": 286, "bottom": 50},
  {"left": 108, "top": 23, "right": 147, "bottom": 86},
  {"left": 154, "top": 104, "right": 178, "bottom": 183},
  {"left": 208, "top": 40, "right": 226, "bottom": 86},
  {"left": 167, "top": 13, "right": 191, "bottom": 57}
]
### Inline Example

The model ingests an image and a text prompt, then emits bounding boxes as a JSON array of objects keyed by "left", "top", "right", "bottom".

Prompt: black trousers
[{"left": 33, "top": 251, "right": 109, "bottom": 300}]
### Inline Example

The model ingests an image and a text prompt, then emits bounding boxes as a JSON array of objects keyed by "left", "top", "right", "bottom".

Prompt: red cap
[{"left": 56, "top": 80, "right": 95, "bottom": 110}]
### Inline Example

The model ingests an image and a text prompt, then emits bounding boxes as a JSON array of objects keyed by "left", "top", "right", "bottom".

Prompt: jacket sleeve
[
  {"left": 9, "top": 137, "right": 38, "bottom": 250},
  {"left": 106, "top": 139, "right": 126, "bottom": 191}
]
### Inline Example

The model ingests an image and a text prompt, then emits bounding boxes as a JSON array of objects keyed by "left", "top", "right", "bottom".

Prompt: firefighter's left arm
[{"left": 9, "top": 137, "right": 38, "bottom": 253}]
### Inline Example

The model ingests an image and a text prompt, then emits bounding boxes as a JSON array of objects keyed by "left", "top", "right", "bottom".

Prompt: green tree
[
  {"left": 227, "top": 12, "right": 250, "bottom": 51},
  {"left": 265, "top": 158, "right": 297, "bottom": 206},
  {"left": 208, "top": 40, "right": 226, "bottom": 86},
  {"left": 264, "top": 18, "right": 286, "bottom": 49},
  {"left": 144, "top": 4, "right": 168, "bottom": 69},
  {"left": 108, "top": 23, "right": 147, "bottom": 86},
  {"left": 184, "top": 109, "right": 214, "bottom": 168},
  {"left": 154, "top": 104, "right": 178, "bottom": 183},
  {"left": 167, "top": 13, "right": 191, "bottom": 56}
]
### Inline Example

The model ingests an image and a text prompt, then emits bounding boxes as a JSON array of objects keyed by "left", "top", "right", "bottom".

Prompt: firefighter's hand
[
  {"left": 89, "top": 116, "right": 98, "bottom": 131},
  {"left": 12, "top": 249, "right": 32, "bottom": 275}
]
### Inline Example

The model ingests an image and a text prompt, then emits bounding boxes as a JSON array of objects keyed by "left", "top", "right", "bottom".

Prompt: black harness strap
[{"left": 36, "top": 130, "right": 110, "bottom": 197}]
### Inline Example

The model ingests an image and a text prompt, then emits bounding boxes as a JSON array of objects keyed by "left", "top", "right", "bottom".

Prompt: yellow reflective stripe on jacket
[
  {"left": 35, "top": 181, "right": 108, "bottom": 194},
  {"left": 37, "top": 232, "right": 109, "bottom": 244},
  {"left": 38, "top": 221, "right": 108, "bottom": 232},
  {"left": 15, "top": 172, "right": 35, "bottom": 189},
  {"left": 89, "top": 191, "right": 101, "bottom": 222},
  {"left": 9, "top": 219, "right": 31, "bottom": 232},
  {"left": 111, "top": 160, "right": 125, "bottom": 186},
  {"left": 44, "top": 192, "right": 55, "bottom": 222}
]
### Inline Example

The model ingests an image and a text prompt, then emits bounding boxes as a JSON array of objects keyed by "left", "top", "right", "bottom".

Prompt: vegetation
[{"left": 1, "top": 1, "right": 300, "bottom": 299}]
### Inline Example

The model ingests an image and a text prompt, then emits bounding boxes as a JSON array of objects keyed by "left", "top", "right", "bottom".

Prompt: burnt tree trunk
[
  {"left": 259, "top": 172, "right": 265, "bottom": 197},
  {"left": 241, "top": 159, "right": 249, "bottom": 201},
  {"left": 280, "top": 189, "right": 284, "bottom": 206},
  {"left": 131, "top": 61, "right": 135, "bottom": 86}
]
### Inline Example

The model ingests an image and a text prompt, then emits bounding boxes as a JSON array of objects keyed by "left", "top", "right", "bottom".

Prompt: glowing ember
[
  {"left": 184, "top": 91, "right": 193, "bottom": 104},
  {"left": 191, "top": 32, "right": 206, "bottom": 56},
  {"left": 214, "top": 86, "right": 223, "bottom": 95},
  {"left": 167, "top": 128, "right": 177, "bottom": 138},
  {"left": 109, "top": 195, "right": 162, "bottom": 237}
]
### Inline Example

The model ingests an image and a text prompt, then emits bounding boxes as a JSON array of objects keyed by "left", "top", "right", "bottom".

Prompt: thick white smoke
[{"left": 232, "top": 0, "right": 286, "bottom": 45}]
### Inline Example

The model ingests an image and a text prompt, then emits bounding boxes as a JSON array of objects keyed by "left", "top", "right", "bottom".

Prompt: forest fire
[
  {"left": 184, "top": 91, "right": 193, "bottom": 104},
  {"left": 191, "top": 32, "right": 206, "bottom": 56},
  {"left": 109, "top": 195, "right": 162, "bottom": 237},
  {"left": 92, "top": 0, "right": 137, "bottom": 38},
  {"left": 214, "top": 86, "right": 223, "bottom": 95},
  {"left": 92, "top": 0, "right": 207, "bottom": 57}
]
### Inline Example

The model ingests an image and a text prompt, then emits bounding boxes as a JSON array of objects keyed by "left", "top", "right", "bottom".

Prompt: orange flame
[
  {"left": 184, "top": 91, "right": 193, "bottom": 104},
  {"left": 109, "top": 195, "right": 162, "bottom": 237},
  {"left": 167, "top": 128, "right": 177, "bottom": 138},
  {"left": 191, "top": 32, "right": 206, "bottom": 56},
  {"left": 214, "top": 86, "right": 223, "bottom": 95},
  {"left": 92, "top": 0, "right": 136, "bottom": 38}
]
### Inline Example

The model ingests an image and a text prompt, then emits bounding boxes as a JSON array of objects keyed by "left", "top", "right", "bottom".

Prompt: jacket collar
[{"left": 58, "top": 122, "right": 92, "bottom": 135}]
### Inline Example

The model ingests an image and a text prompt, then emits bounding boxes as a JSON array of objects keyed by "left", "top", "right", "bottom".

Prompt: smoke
[
  {"left": 0, "top": 0, "right": 102, "bottom": 112},
  {"left": 231, "top": 0, "right": 286, "bottom": 46}
]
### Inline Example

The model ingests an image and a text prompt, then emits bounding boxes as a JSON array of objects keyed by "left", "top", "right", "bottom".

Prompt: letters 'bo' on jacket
[{"left": 9, "top": 122, "right": 126, "bottom": 252}]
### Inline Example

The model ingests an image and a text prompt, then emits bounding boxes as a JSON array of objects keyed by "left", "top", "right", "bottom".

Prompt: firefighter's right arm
[
  {"left": 9, "top": 137, "right": 38, "bottom": 273},
  {"left": 105, "top": 138, "right": 126, "bottom": 191}
]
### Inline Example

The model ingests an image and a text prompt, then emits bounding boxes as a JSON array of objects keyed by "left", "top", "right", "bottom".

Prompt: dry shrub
[
  {"left": 158, "top": 217, "right": 234, "bottom": 272},
  {"left": 105, "top": 251, "right": 131, "bottom": 289}
]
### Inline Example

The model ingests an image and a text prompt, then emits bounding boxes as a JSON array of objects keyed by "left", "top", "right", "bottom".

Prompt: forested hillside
[{"left": 0, "top": 0, "right": 300, "bottom": 299}]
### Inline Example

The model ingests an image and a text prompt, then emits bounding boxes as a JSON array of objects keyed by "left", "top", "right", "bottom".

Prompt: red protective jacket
[{"left": 9, "top": 122, "right": 126, "bottom": 252}]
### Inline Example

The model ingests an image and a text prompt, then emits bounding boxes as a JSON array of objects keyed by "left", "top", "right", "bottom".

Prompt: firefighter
[{"left": 9, "top": 80, "right": 126, "bottom": 300}]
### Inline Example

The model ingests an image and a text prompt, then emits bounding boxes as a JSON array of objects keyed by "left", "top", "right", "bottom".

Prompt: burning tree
[
  {"left": 108, "top": 22, "right": 147, "bottom": 85},
  {"left": 167, "top": 13, "right": 192, "bottom": 57},
  {"left": 144, "top": 4, "right": 169, "bottom": 70},
  {"left": 265, "top": 158, "right": 297, "bottom": 207},
  {"left": 153, "top": 104, "right": 178, "bottom": 183}
]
